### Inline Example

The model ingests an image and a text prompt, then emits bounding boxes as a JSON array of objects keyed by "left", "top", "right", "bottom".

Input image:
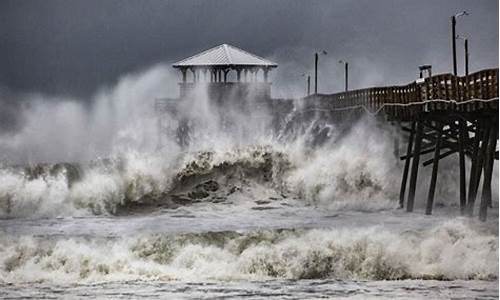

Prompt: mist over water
[
  {"left": 0, "top": 64, "right": 176, "bottom": 164},
  {"left": 0, "top": 64, "right": 405, "bottom": 217},
  {"left": 0, "top": 64, "right": 497, "bottom": 298}
]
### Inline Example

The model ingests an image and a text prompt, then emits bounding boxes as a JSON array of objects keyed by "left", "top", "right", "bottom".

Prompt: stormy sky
[{"left": 0, "top": 0, "right": 498, "bottom": 98}]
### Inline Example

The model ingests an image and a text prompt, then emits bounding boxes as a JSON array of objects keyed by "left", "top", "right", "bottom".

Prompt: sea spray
[
  {"left": 0, "top": 146, "right": 291, "bottom": 217},
  {"left": 0, "top": 64, "right": 176, "bottom": 164},
  {"left": 0, "top": 63, "right": 496, "bottom": 218},
  {"left": 284, "top": 117, "right": 400, "bottom": 210},
  {"left": 1, "top": 124, "right": 495, "bottom": 217}
]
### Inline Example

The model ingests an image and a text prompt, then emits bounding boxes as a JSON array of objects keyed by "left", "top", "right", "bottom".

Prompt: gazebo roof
[{"left": 172, "top": 44, "right": 277, "bottom": 68}]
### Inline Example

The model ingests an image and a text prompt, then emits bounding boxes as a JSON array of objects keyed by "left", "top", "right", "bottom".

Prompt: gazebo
[{"left": 173, "top": 43, "right": 277, "bottom": 83}]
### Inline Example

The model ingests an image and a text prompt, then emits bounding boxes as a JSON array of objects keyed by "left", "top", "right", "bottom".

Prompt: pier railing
[{"left": 302, "top": 68, "right": 498, "bottom": 121}]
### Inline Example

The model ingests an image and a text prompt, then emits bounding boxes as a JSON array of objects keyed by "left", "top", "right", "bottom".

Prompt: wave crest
[
  {"left": 0, "top": 146, "right": 293, "bottom": 217},
  {"left": 0, "top": 220, "right": 497, "bottom": 283}
]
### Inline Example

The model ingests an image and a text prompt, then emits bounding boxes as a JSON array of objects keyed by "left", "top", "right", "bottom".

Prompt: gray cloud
[{"left": 0, "top": 0, "right": 497, "bottom": 98}]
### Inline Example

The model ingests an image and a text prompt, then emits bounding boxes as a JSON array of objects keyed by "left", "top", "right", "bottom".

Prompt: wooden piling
[
  {"left": 458, "top": 119, "right": 468, "bottom": 214},
  {"left": 487, "top": 121, "right": 498, "bottom": 209},
  {"left": 479, "top": 121, "right": 497, "bottom": 221},
  {"left": 467, "top": 121, "right": 490, "bottom": 216},
  {"left": 466, "top": 121, "right": 481, "bottom": 216},
  {"left": 399, "top": 121, "right": 416, "bottom": 208},
  {"left": 474, "top": 126, "right": 490, "bottom": 190},
  {"left": 426, "top": 123, "right": 443, "bottom": 215},
  {"left": 407, "top": 120, "right": 424, "bottom": 212}
]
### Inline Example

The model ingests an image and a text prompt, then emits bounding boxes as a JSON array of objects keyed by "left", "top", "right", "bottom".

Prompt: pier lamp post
[
  {"left": 456, "top": 35, "right": 469, "bottom": 76},
  {"left": 302, "top": 73, "right": 311, "bottom": 96},
  {"left": 338, "top": 60, "right": 349, "bottom": 92},
  {"left": 314, "top": 50, "right": 328, "bottom": 95},
  {"left": 451, "top": 11, "right": 468, "bottom": 76}
]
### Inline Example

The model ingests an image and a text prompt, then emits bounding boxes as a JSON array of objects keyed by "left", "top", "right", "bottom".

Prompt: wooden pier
[
  {"left": 157, "top": 59, "right": 498, "bottom": 220},
  {"left": 294, "top": 68, "right": 498, "bottom": 220}
]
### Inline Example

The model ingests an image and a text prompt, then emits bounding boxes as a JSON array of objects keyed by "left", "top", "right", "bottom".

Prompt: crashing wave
[
  {"left": 0, "top": 146, "right": 295, "bottom": 217},
  {"left": 0, "top": 138, "right": 404, "bottom": 218},
  {"left": 0, "top": 219, "right": 496, "bottom": 283},
  {"left": 2, "top": 116, "right": 481, "bottom": 218}
]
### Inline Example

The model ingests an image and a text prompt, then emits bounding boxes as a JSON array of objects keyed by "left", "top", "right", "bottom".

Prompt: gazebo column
[
  {"left": 263, "top": 67, "right": 269, "bottom": 83},
  {"left": 218, "top": 69, "right": 222, "bottom": 82},
  {"left": 244, "top": 69, "right": 248, "bottom": 82},
  {"left": 224, "top": 69, "right": 230, "bottom": 82},
  {"left": 190, "top": 68, "right": 196, "bottom": 83},
  {"left": 203, "top": 68, "right": 208, "bottom": 82},
  {"left": 181, "top": 68, "right": 187, "bottom": 83},
  {"left": 236, "top": 68, "right": 242, "bottom": 82}
]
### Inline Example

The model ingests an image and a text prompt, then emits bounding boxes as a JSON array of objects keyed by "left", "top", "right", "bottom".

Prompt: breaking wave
[
  {"left": 1, "top": 57, "right": 498, "bottom": 299},
  {"left": 0, "top": 118, "right": 402, "bottom": 218},
  {"left": 1, "top": 64, "right": 494, "bottom": 219},
  {"left": 0, "top": 219, "right": 496, "bottom": 283}
]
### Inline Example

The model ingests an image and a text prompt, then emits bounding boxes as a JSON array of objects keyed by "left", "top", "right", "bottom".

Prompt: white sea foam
[
  {"left": 284, "top": 118, "right": 400, "bottom": 211},
  {"left": 0, "top": 65, "right": 497, "bottom": 295},
  {"left": 0, "top": 63, "right": 497, "bottom": 218},
  {"left": 0, "top": 118, "right": 496, "bottom": 217},
  {"left": 0, "top": 219, "right": 496, "bottom": 284}
]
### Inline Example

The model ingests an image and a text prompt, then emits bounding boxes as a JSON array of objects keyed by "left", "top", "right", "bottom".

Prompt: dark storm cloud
[{"left": 0, "top": 0, "right": 498, "bottom": 98}]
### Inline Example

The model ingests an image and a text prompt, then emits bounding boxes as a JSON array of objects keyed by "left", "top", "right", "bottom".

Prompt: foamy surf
[
  {"left": 0, "top": 128, "right": 403, "bottom": 219},
  {"left": 0, "top": 63, "right": 497, "bottom": 300},
  {"left": 0, "top": 218, "right": 497, "bottom": 284}
]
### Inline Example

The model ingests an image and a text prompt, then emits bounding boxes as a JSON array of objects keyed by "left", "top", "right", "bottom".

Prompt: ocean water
[
  {"left": 0, "top": 66, "right": 497, "bottom": 299},
  {"left": 0, "top": 144, "right": 497, "bottom": 299}
]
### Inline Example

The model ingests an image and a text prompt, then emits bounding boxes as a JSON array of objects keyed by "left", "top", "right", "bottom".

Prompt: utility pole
[
  {"left": 345, "top": 62, "right": 348, "bottom": 92},
  {"left": 452, "top": 15, "right": 457, "bottom": 76},
  {"left": 339, "top": 60, "right": 349, "bottom": 92},
  {"left": 452, "top": 11, "right": 468, "bottom": 76},
  {"left": 456, "top": 35, "right": 469, "bottom": 76},
  {"left": 314, "top": 53, "right": 318, "bottom": 94},
  {"left": 464, "top": 38, "right": 469, "bottom": 76},
  {"left": 314, "top": 50, "right": 327, "bottom": 95}
]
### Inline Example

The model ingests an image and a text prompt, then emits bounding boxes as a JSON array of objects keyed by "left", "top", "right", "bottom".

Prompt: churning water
[{"left": 0, "top": 65, "right": 497, "bottom": 299}]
